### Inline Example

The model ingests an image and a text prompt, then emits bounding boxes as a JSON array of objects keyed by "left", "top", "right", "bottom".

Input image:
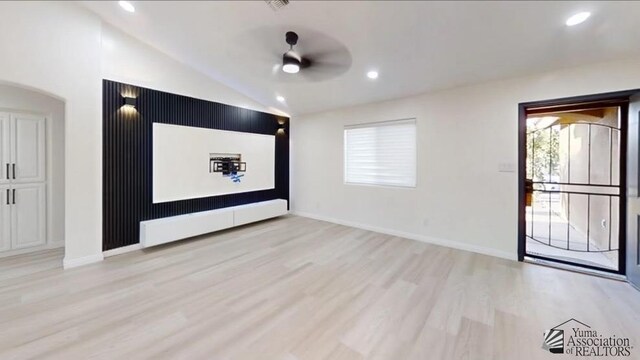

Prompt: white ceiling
[{"left": 81, "top": 1, "right": 640, "bottom": 116}]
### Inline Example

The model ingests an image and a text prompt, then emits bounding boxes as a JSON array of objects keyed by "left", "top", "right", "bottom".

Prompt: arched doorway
[{"left": 0, "top": 82, "right": 65, "bottom": 267}]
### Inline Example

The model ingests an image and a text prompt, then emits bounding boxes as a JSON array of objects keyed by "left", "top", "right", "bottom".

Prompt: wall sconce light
[
  {"left": 122, "top": 96, "right": 137, "bottom": 109},
  {"left": 277, "top": 122, "right": 286, "bottom": 134}
]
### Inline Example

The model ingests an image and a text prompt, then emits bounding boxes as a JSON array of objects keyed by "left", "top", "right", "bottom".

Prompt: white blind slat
[{"left": 344, "top": 119, "right": 416, "bottom": 187}]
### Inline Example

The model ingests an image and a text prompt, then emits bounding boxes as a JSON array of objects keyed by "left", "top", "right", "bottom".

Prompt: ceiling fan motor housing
[{"left": 283, "top": 52, "right": 300, "bottom": 65}]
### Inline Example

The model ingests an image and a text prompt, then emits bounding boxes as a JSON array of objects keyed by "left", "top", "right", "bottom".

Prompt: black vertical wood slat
[{"left": 102, "top": 80, "right": 290, "bottom": 251}]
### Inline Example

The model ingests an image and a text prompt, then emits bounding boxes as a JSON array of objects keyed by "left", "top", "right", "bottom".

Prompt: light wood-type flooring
[{"left": 1, "top": 215, "right": 639, "bottom": 359}]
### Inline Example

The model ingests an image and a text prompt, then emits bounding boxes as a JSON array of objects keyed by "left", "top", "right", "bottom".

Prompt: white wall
[
  {"left": 101, "top": 24, "right": 270, "bottom": 114},
  {"left": 0, "top": 85, "right": 65, "bottom": 249},
  {"left": 0, "top": 1, "right": 102, "bottom": 266},
  {"left": 291, "top": 56, "right": 640, "bottom": 260},
  {"left": 152, "top": 123, "right": 275, "bottom": 203},
  {"left": 0, "top": 2, "right": 276, "bottom": 267}
]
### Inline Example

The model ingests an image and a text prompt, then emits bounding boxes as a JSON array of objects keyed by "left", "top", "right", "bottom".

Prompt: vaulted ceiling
[{"left": 82, "top": 1, "right": 640, "bottom": 115}]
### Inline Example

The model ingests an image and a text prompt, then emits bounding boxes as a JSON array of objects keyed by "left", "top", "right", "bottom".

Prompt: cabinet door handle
[
  {"left": 5, "top": 189, "right": 8, "bottom": 205},
  {"left": 12, "top": 189, "right": 15, "bottom": 204},
  {"left": 12, "top": 164, "right": 15, "bottom": 179},
  {"left": 5, "top": 164, "right": 8, "bottom": 180}
]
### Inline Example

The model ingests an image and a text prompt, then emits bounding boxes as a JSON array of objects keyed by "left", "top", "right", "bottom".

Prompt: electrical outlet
[{"left": 498, "top": 162, "right": 516, "bottom": 173}]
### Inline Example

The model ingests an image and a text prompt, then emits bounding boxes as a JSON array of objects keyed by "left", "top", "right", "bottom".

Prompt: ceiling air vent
[{"left": 265, "top": 0, "right": 289, "bottom": 11}]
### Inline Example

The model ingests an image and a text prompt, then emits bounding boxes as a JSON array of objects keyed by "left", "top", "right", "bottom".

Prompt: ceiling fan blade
[
  {"left": 229, "top": 26, "right": 289, "bottom": 70},
  {"left": 305, "top": 58, "right": 351, "bottom": 70},
  {"left": 298, "top": 51, "right": 351, "bottom": 81},
  {"left": 300, "top": 66, "right": 349, "bottom": 81},
  {"left": 301, "top": 47, "right": 348, "bottom": 61}
]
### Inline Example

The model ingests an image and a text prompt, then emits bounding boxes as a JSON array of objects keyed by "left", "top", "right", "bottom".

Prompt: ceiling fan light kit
[{"left": 282, "top": 52, "right": 300, "bottom": 74}]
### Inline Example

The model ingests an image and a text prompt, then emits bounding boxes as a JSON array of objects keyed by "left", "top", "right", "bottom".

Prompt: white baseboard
[
  {"left": 291, "top": 211, "right": 517, "bottom": 261},
  {"left": 63, "top": 253, "right": 104, "bottom": 269},
  {"left": 0, "top": 242, "right": 64, "bottom": 259},
  {"left": 103, "top": 243, "right": 143, "bottom": 258}
]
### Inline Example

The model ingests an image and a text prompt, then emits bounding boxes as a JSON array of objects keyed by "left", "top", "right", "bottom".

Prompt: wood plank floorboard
[{"left": 0, "top": 215, "right": 639, "bottom": 359}]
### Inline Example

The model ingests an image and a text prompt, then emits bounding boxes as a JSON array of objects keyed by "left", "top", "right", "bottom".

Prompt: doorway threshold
[{"left": 524, "top": 256, "right": 626, "bottom": 281}]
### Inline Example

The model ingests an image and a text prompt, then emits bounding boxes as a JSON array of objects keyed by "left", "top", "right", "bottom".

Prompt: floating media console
[{"left": 140, "top": 199, "right": 288, "bottom": 248}]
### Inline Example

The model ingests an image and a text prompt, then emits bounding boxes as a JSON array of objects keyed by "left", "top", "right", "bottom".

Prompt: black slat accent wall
[{"left": 103, "top": 80, "right": 289, "bottom": 251}]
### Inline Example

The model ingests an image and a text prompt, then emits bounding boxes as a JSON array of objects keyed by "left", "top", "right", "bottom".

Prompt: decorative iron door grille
[{"left": 525, "top": 116, "right": 621, "bottom": 272}]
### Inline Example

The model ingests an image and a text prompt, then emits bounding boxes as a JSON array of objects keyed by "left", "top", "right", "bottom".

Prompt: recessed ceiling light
[
  {"left": 566, "top": 12, "right": 590, "bottom": 26},
  {"left": 119, "top": 1, "right": 135, "bottom": 13},
  {"left": 276, "top": 95, "right": 285, "bottom": 102},
  {"left": 367, "top": 71, "right": 379, "bottom": 79}
]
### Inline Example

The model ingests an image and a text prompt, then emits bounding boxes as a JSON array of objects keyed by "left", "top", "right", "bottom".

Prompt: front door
[
  {"left": 627, "top": 95, "right": 640, "bottom": 288},
  {"left": 523, "top": 102, "right": 626, "bottom": 274}
]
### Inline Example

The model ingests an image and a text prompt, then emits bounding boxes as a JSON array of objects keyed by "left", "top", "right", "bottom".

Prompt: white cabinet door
[
  {"left": 0, "top": 186, "right": 10, "bottom": 252},
  {"left": 10, "top": 183, "right": 46, "bottom": 249},
  {"left": 0, "top": 113, "right": 10, "bottom": 184},
  {"left": 11, "top": 113, "right": 45, "bottom": 183}
]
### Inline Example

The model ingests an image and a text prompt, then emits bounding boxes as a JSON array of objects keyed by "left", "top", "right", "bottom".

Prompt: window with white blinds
[{"left": 344, "top": 118, "right": 416, "bottom": 187}]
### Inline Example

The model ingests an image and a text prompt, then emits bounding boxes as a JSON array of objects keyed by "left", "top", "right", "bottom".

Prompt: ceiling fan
[
  {"left": 281, "top": 31, "right": 307, "bottom": 74},
  {"left": 278, "top": 30, "right": 352, "bottom": 80},
  {"left": 230, "top": 27, "right": 350, "bottom": 81}
]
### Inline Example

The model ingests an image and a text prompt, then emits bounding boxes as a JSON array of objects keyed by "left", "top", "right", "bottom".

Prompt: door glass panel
[{"left": 525, "top": 107, "right": 621, "bottom": 272}]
